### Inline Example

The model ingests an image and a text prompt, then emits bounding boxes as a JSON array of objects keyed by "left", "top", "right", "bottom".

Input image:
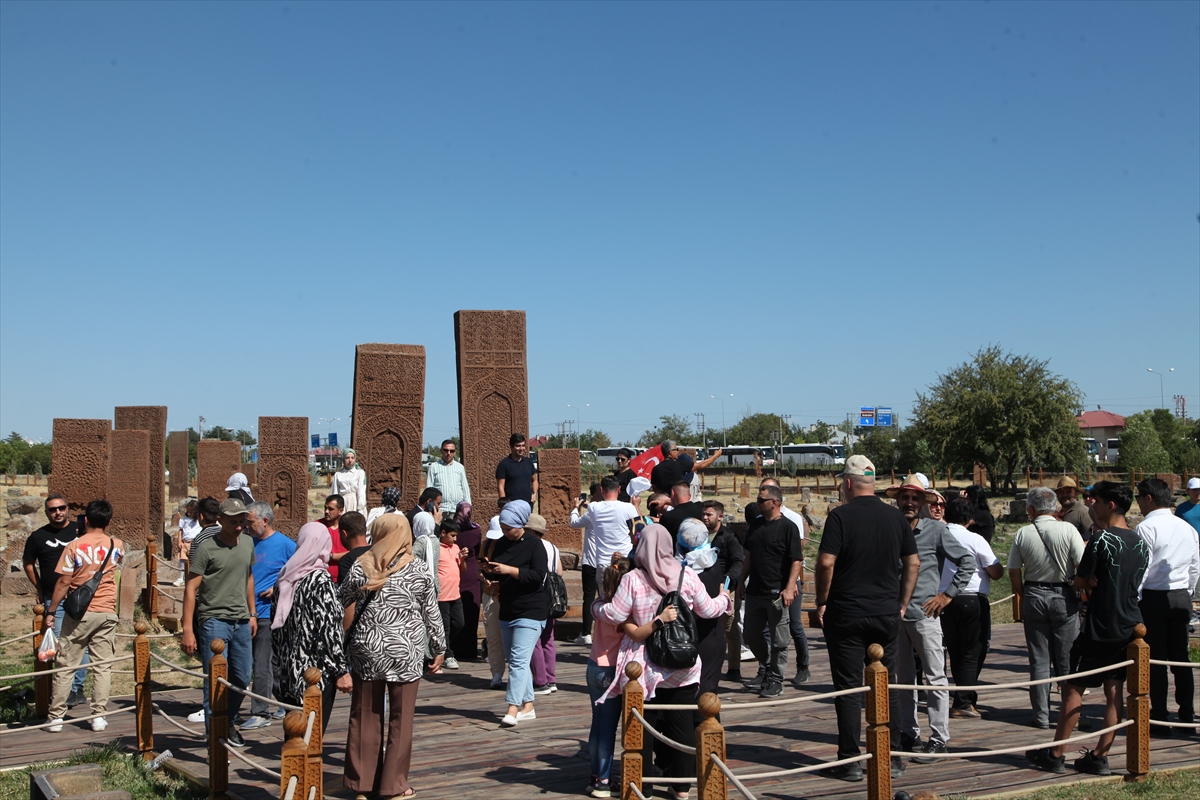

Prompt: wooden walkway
[{"left": 2, "top": 623, "right": 1196, "bottom": 799}]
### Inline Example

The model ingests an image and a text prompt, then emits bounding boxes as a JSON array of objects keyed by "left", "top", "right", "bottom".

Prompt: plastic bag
[{"left": 37, "top": 628, "right": 57, "bottom": 662}]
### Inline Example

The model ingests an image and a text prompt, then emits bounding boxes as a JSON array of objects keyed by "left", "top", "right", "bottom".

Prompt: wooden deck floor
[{"left": 2, "top": 623, "right": 1196, "bottom": 799}]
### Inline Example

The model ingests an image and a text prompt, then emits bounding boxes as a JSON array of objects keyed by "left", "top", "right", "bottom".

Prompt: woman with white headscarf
[
  {"left": 225, "top": 472, "right": 254, "bottom": 505},
  {"left": 330, "top": 448, "right": 367, "bottom": 513}
]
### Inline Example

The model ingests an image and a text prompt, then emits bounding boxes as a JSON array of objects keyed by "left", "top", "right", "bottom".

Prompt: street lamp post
[
  {"left": 319, "top": 417, "right": 340, "bottom": 472},
  {"left": 1146, "top": 368, "right": 1174, "bottom": 409},
  {"left": 710, "top": 394, "right": 733, "bottom": 447},
  {"left": 567, "top": 404, "right": 589, "bottom": 449}
]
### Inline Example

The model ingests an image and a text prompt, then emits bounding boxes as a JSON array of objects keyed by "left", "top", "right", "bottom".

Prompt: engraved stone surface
[
  {"left": 49, "top": 419, "right": 111, "bottom": 516},
  {"left": 196, "top": 440, "right": 241, "bottom": 502},
  {"left": 454, "top": 311, "right": 529, "bottom": 511},
  {"left": 168, "top": 431, "right": 190, "bottom": 500},
  {"left": 108, "top": 429, "right": 151, "bottom": 548},
  {"left": 537, "top": 448, "right": 581, "bottom": 557},
  {"left": 115, "top": 406, "right": 166, "bottom": 533},
  {"left": 351, "top": 344, "right": 426, "bottom": 509},
  {"left": 258, "top": 417, "right": 310, "bottom": 538}
]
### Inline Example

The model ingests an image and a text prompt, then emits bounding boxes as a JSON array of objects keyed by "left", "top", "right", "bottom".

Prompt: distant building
[{"left": 1076, "top": 410, "right": 1126, "bottom": 464}]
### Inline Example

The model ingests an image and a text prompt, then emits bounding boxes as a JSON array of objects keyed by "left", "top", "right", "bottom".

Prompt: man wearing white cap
[
  {"left": 1176, "top": 477, "right": 1200, "bottom": 536},
  {"left": 479, "top": 506, "right": 508, "bottom": 689}
]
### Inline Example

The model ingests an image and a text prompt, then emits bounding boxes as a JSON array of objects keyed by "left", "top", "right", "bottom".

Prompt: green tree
[
  {"left": 723, "top": 413, "right": 804, "bottom": 446},
  {"left": 857, "top": 428, "right": 899, "bottom": 473},
  {"left": 914, "top": 346, "right": 1086, "bottom": 491},
  {"left": 637, "top": 415, "right": 699, "bottom": 448},
  {"left": 1119, "top": 412, "right": 1172, "bottom": 473},
  {"left": 535, "top": 429, "right": 611, "bottom": 451}
]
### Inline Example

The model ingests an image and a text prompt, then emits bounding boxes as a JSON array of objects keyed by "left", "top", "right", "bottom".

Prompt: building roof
[{"left": 1077, "top": 410, "right": 1126, "bottom": 429}]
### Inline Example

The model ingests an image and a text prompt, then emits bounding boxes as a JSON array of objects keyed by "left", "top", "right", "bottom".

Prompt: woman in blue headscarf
[{"left": 478, "top": 500, "right": 548, "bottom": 727}]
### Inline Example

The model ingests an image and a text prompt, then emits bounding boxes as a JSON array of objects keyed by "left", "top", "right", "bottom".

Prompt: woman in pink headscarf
[
  {"left": 593, "top": 524, "right": 731, "bottom": 798},
  {"left": 272, "top": 522, "right": 352, "bottom": 727}
]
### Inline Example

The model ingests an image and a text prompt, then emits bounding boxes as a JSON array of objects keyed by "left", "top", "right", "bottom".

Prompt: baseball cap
[
  {"left": 839, "top": 455, "right": 876, "bottom": 477},
  {"left": 220, "top": 498, "right": 249, "bottom": 516},
  {"left": 1188, "top": 477, "right": 1200, "bottom": 490},
  {"left": 485, "top": 516, "right": 503, "bottom": 540}
]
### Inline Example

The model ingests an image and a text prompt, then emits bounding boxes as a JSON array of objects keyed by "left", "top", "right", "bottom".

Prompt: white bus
[
  {"left": 779, "top": 443, "right": 842, "bottom": 467},
  {"left": 714, "top": 446, "right": 774, "bottom": 467},
  {"left": 595, "top": 447, "right": 647, "bottom": 468}
]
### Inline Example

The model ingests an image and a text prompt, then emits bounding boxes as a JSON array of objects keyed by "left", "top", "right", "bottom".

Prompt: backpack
[
  {"left": 63, "top": 538, "right": 114, "bottom": 621},
  {"left": 646, "top": 569, "right": 699, "bottom": 670},
  {"left": 545, "top": 547, "right": 568, "bottom": 619}
]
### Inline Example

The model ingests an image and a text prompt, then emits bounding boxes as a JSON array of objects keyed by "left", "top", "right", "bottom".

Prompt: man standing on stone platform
[
  {"left": 816, "top": 456, "right": 917, "bottom": 783},
  {"left": 329, "top": 448, "right": 367, "bottom": 514},
  {"left": 1056, "top": 476, "right": 1092, "bottom": 539},
  {"left": 1134, "top": 477, "right": 1199, "bottom": 730},
  {"left": 496, "top": 433, "right": 537, "bottom": 505},
  {"left": 426, "top": 439, "right": 471, "bottom": 515},
  {"left": 1008, "top": 486, "right": 1085, "bottom": 731},
  {"left": 241, "top": 501, "right": 296, "bottom": 730},
  {"left": 886, "top": 475, "right": 975, "bottom": 762},
  {"left": 24, "top": 493, "right": 88, "bottom": 708}
]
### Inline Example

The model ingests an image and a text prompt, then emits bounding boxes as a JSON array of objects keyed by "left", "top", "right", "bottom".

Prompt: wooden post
[
  {"left": 145, "top": 536, "right": 158, "bottom": 622},
  {"left": 1012, "top": 592, "right": 1022, "bottom": 623},
  {"left": 620, "top": 662, "right": 645, "bottom": 800},
  {"left": 302, "top": 667, "right": 324, "bottom": 800},
  {"left": 33, "top": 604, "right": 50, "bottom": 718},
  {"left": 890, "top": 470, "right": 895, "bottom": 486},
  {"left": 1125, "top": 624, "right": 1150, "bottom": 782},
  {"left": 864, "top": 643, "right": 891, "bottom": 800},
  {"left": 1038, "top": 468, "right": 1044, "bottom": 484},
  {"left": 280, "top": 710, "right": 309, "bottom": 800},
  {"left": 134, "top": 621, "right": 153, "bottom": 760},
  {"left": 739, "top": 478, "right": 749, "bottom": 498},
  {"left": 208, "top": 639, "right": 229, "bottom": 799},
  {"left": 816, "top": 475, "right": 821, "bottom": 494},
  {"left": 695, "top": 692, "right": 726, "bottom": 800}
]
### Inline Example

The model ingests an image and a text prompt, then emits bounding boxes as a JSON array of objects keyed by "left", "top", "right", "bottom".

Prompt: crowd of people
[{"left": 21, "top": 435, "right": 1199, "bottom": 798}]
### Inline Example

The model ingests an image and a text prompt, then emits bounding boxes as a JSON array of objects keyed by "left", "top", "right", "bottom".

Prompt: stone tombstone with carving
[
  {"left": 196, "top": 440, "right": 241, "bottom": 503},
  {"left": 49, "top": 419, "right": 111, "bottom": 517},
  {"left": 107, "top": 429, "right": 151, "bottom": 548},
  {"left": 168, "top": 431, "right": 190, "bottom": 500},
  {"left": 454, "top": 310, "right": 529, "bottom": 511},
  {"left": 352, "top": 344, "right": 426, "bottom": 509},
  {"left": 258, "top": 417, "right": 309, "bottom": 538},
  {"left": 115, "top": 406, "right": 166, "bottom": 532},
  {"left": 537, "top": 448, "right": 582, "bottom": 558}
]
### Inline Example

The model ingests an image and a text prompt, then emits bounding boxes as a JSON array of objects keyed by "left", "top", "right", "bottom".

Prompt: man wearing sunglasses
[
  {"left": 23, "top": 494, "right": 88, "bottom": 707},
  {"left": 426, "top": 439, "right": 471, "bottom": 516}
]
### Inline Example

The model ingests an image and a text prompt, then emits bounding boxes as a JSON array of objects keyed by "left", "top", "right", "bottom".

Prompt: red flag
[{"left": 629, "top": 448, "right": 662, "bottom": 479}]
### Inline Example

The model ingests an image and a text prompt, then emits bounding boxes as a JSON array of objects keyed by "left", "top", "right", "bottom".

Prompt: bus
[
  {"left": 1081, "top": 437, "right": 1100, "bottom": 464},
  {"left": 713, "top": 446, "right": 774, "bottom": 467},
  {"left": 778, "top": 443, "right": 842, "bottom": 467},
  {"left": 1105, "top": 438, "right": 1120, "bottom": 465}
]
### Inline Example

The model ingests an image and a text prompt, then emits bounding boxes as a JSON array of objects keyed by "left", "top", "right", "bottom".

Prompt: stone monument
[
  {"left": 115, "top": 406, "right": 166, "bottom": 533},
  {"left": 257, "top": 416, "right": 310, "bottom": 538},
  {"left": 196, "top": 440, "right": 240, "bottom": 502},
  {"left": 48, "top": 419, "right": 111, "bottom": 517},
  {"left": 536, "top": 448, "right": 582, "bottom": 558},
  {"left": 454, "top": 310, "right": 529, "bottom": 511},
  {"left": 107, "top": 429, "right": 151, "bottom": 548},
  {"left": 351, "top": 344, "right": 426, "bottom": 509},
  {"left": 168, "top": 431, "right": 190, "bottom": 500}
]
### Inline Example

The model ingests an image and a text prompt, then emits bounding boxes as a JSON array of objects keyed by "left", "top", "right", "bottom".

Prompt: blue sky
[{"left": 2, "top": 1, "right": 1197, "bottom": 448}]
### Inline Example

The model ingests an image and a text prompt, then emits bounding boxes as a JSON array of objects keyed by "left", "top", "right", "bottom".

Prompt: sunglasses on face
[
  {"left": 930, "top": 502, "right": 946, "bottom": 508},
  {"left": 47, "top": 505, "right": 68, "bottom": 513}
]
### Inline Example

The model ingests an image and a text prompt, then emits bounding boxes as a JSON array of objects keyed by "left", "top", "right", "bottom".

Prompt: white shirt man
[{"left": 425, "top": 440, "right": 471, "bottom": 515}]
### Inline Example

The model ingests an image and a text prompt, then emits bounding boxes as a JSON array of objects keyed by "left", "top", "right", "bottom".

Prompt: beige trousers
[
  {"left": 50, "top": 611, "right": 117, "bottom": 719},
  {"left": 482, "top": 592, "right": 506, "bottom": 677}
]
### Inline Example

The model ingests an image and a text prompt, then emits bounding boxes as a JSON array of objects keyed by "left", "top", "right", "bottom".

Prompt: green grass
[
  {"left": 0, "top": 741, "right": 205, "bottom": 800},
  {"left": 963, "top": 768, "right": 1200, "bottom": 800}
]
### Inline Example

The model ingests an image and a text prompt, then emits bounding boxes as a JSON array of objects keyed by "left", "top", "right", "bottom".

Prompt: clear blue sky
[{"left": 2, "top": 1, "right": 1197, "bottom": 448}]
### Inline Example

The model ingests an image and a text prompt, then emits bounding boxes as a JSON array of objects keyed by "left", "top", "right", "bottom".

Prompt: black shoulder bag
[
  {"left": 63, "top": 538, "right": 114, "bottom": 621},
  {"left": 646, "top": 569, "right": 699, "bottom": 670},
  {"left": 545, "top": 548, "right": 568, "bottom": 619}
]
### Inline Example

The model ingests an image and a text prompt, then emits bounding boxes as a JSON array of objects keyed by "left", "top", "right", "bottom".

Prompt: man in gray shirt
[{"left": 886, "top": 475, "right": 975, "bottom": 762}]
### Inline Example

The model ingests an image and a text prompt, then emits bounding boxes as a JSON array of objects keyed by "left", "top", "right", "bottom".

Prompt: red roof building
[{"left": 1077, "top": 410, "right": 1126, "bottom": 464}]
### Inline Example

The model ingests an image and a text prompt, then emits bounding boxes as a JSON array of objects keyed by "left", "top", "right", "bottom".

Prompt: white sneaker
[
  {"left": 47, "top": 718, "right": 64, "bottom": 732},
  {"left": 574, "top": 634, "right": 592, "bottom": 646},
  {"left": 173, "top": 577, "right": 186, "bottom": 587},
  {"left": 91, "top": 717, "right": 108, "bottom": 732},
  {"left": 187, "top": 710, "right": 206, "bottom": 723},
  {"left": 500, "top": 714, "right": 519, "bottom": 727},
  {"left": 445, "top": 657, "right": 460, "bottom": 670},
  {"left": 740, "top": 647, "right": 756, "bottom": 662},
  {"left": 517, "top": 708, "right": 536, "bottom": 721}
]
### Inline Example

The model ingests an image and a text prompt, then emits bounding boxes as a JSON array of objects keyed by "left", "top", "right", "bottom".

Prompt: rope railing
[
  {"left": 222, "top": 738, "right": 283, "bottom": 780},
  {"left": 0, "top": 654, "right": 130, "bottom": 683},
  {"left": 628, "top": 783, "right": 649, "bottom": 800},
  {"left": 629, "top": 707, "right": 696, "bottom": 754},
  {"left": 307, "top": 785, "right": 316, "bottom": 800},
  {"left": 116, "top": 631, "right": 180, "bottom": 639},
  {"left": 152, "top": 702, "right": 204, "bottom": 737},
  {"left": 1152, "top": 720, "right": 1200, "bottom": 729},
  {"left": 283, "top": 775, "right": 299, "bottom": 800},
  {"left": 303, "top": 710, "right": 316, "bottom": 746},
  {"left": 649, "top": 684, "right": 871, "bottom": 712},
  {"left": 0, "top": 630, "right": 38, "bottom": 648},
  {"left": 888, "top": 660, "right": 1134, "bottom": 692},
  {"left": 708, "top": 754, "right": 759, "bottom": 800},
  {"left": 0, "top": 702, "right": 137, "bottom": 735},
  {"left": 731, "top": 752, "right": 872, "bottom": 781},
  {"left": 1148, "top": 658, "right": 1200, "bottom": 668},
  {"left": 989, "top": 593, "right": 1015, "bottom": 606},
  {"left": 217, "top": 676, "right": 304, "bottom": 712},
  {"left": 906, "top": 720, "right": 1134, "bottom": 759},
  {"left": 150, "top": 651, "right": 208, "bottom": 679}
]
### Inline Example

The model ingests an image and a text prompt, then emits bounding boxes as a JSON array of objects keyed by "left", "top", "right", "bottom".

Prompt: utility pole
[
  {"left": 694, "top": 413, "right": 707, "bottom": 452},
  {"left": 779, "top": 414, "right": 792, "bottom": 477}
]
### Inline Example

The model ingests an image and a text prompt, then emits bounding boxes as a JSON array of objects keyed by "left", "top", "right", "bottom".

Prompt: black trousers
[
  {"left": 453, "top": 590, "right": 481, "bottom": 661},
  {"left": 581, "top": 565, "right": 598, "bottom": 636},
  {"left": 1139, "top": 589, "right": 1195, "bottom": 721},
  {"left": 438, "top": 599, "right": 465, "bottom": 653},
  {"left": 642, "top": 684, "right": 698, "bottom": 779},
  {"left": 823, "top": 613, "right": 901, "bottom": 759},
  {"left": 695, "top": 618, "right": 727, "bottom": 698},
  {"left": 941, "top": 593, "right": 982, "bottom": 709},
  {"left": 978, "top": 594, "right": 992, "bottom": 675}
]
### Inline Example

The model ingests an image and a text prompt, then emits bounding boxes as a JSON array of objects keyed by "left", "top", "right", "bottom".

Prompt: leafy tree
[
  {"left": 913, "top": 346, "right": 1086, "bottom": 491},
  {"left": 858, "top": 429, "right": 899, "bottom": 473},
  {"left": 1119, "top": 412, "right": 1173, "bottom": 473},
  {"left": 539, "top": 429, "right": 612, "bottom": 451},
  {"left": 424, "top": 436, "right": 462, "bottom": 460},
  {"left": 723, "top": 413, "right": 804, "bottom": 446},
  {"left": 204, "top": 426, "right": 236, "bottom": 442},
  {"left": 0, "top": 432, "right": 51, "bottom": 474},
  {"left": 637, "top": 415, "right": 699, "bottom": 448},
  {"left": 234, "top": 430, "right": 257, "bottom": 447}
]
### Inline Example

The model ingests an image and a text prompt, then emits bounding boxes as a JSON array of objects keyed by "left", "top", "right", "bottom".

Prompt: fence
[
  {"left": 0, "top": 607, "right": 325, "bottom": 800},
  {"left": 615, "top": 624, "right": 1198, "bottom": 800}
]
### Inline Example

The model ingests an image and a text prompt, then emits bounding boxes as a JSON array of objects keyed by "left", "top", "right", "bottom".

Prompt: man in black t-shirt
[
  {"left": 1027, "top": 481, "right": 1150, "bottom": 777},
  {"left": 660, "top": 481, "right": 703, "bottom": 541},
  {"left": 495, "top": 433, "right": 538, "bottom": 505},
  {"left": 740, "top": 485, "right": 803, "bottom": 698},
  {"left": 816, "top": 456, "right": 919, "bottom": 783},
  {"left": 649, "top": 441, "right": 684, "bottom": 494}
]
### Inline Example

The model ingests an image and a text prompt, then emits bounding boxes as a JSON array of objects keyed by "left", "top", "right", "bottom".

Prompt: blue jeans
[
  {"left": 499, "top": 618, "right": 544, "bottom": 707},
  {"left": 198, "top": 618, "right": 254, "bottom": 724},
  {"left": 53, "top": 605, "right": 88, "bottom": 693},
  {"left": 586, "top": 660, "right": 621, "bottom": 783}
]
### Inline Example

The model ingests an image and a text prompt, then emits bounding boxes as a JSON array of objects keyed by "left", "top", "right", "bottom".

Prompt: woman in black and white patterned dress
[{"left": 339, "top": 513, "right": 446, "bottom": 800}]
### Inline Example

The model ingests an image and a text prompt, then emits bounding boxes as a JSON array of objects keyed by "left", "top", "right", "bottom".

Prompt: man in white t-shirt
[
  {"left": 569, "top": 474, "right": 637, "bottom": 646},
  {"left": 761, "top": 478, "right": 812, "bottom": 686},
  {"left": 939, "top": 496, "right": 1003, "bottom": 718}
]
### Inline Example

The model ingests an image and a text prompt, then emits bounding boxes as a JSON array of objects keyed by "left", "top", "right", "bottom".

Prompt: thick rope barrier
[
  {"left": 1148, "top": 659, "right": 1200, "bottom": 668},
  {"left": 283, "top": 775, "right": 299, "bottom": 800},
  {"left": 1152, "top": 720, "right": 1200, "bottom": 729},
  {"left": 152, "top": 702, "right": 204, "bottom": 737},
  {"left": 628, "top": 784, "right": 649, "bottom": 800},
  {"left": 732, "top": 752, "right": 873, "bottom": 781},
  {"left": 303, "top": 710, "right": 316, "bottom": 746},
  {"left": 989, "top": 593, "right": 1015, "bottom": 606},
  {"left": 116, "top": 631, "right": 180, "bottom": 639},
  {"left": 0, "top": 654, "right": 130, "bottom": 682},
  {"left": 150, "top": 652, "right": 208, "bottom": 679},
  {"left": 650, "top": 684, "right": 871, "bottom": 712},
  {"left": 221, "top": 738, "right": 282, "bottom": 779},
  {"left": 307, "top": 785, "right": 317, "bottom": 800},
  {"left": 217, "top": 677, "right": 303, "bottom": 711},
  {"left": 629, "top": 707, "right": 696, "bottom": 754},
  {"left": 152, "top": 586, "right": 177, "bottom": 599},
  {"left": 906, "top": 720, "right": 1134, "bottom": 759},
  {"left": 0, "top": 702, "right": 137, "bottom": 734},
  {"left": 0, "top": 631, "right": 38, "bottom": 648},
  {"left": 709, "top": 754, "right": 759, "bottom": 800},
  {"left": 889, "top": 660, "right": 1134, "bottom": 692}
]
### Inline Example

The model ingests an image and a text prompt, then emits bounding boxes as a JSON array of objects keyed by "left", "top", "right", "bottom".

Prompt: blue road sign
[
  {"left": 311, "top": 434, "right": 320, "bottom": 449},
  {"left": 859, "top": 407, "right": 876, "bottom": 427},
  {"left": 877, "top": 407, "right": 894, "bottom": 427},
  {"left": 329, "top": 432, "right": 338, "bottom": 448}
]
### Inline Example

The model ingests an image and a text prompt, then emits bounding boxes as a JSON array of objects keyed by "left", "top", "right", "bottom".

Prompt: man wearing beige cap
[{"left": 1056, "top": 477, "right": 1091, "bottom": 538}]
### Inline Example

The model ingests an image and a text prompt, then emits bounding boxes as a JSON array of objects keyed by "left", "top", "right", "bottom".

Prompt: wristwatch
[{"left": 653, "top": 618, "right": 664, "bottom": 631}]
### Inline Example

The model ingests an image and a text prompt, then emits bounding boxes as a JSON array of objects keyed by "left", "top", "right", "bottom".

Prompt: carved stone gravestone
[
  {"left": 168, "top": 431, "right": 190, "bottom": 500},
  {"left": 49, "top": 419, "right": 111, "bottom": 517},
  {"left": 537, "top": 448, "right": 581, "bottom": 558},
  {"left": 115, "top": 406, "right": 166, "bottom": 533},
  {"left": 352, "top": 344, "right": 426, "bottom": 509},
  {"left": 258, "top": 417, "right": 310, "bottom": 538},
  {"left": 454, "top": 310, "right": 529, "bottom": 512},
  {"left": 108, "top": 429, "right": 151, "bottom": 548},
  {"left": 196, "top": 440, "right": 241, "bottom": 502}
]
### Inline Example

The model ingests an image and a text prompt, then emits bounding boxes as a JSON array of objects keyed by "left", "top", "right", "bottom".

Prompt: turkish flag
[{"left": 629, "top": 448, "right": 662, "bottom": 479}]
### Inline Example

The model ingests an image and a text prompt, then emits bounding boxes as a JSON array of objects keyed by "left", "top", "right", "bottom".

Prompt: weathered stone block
[
  {"left": 49, "top": 419, "right": 111, "bottom": 517},
  {"left": 538, "top": 449, "right": 581, "bottom": 558},
  {"left": 258, "top": 417, "right": 310, "bottom": 538},
  {"left": 454, "top": 311, "right": 529, "bottom": 512},
  {"left": 167, "top": 431, "right": 190, "bottom": 501},
  {"left": 196, "top": 440, "right": 240, "bottom": 502},
  {"left": 6, "top": 496, "right": 42, "bottom": 515},
  {"left": 107, "top": 429, "right": 150, "bottom": 548},
  {"left": 351, "top": 344, "right": 426, "bottom": 509},
  {"left": 30, "top": 763, "right": 102, "bottom": 800},
  {"left": 114, "top": 406, "right": 166, "bottom": 535}
]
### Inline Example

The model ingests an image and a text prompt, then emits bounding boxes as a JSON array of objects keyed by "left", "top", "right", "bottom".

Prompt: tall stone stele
[
  {"left": 49, "top": 419, "right": 111, "bottom": 518},
  {"left": 115, "top": 406, "right": 166, "bottom": 534},
  {"left": 196, "top": 440, "right": 241, "bottom": 504},
  {"left": 351, "top": 344, "right": 426, "bottom": 509},
  {"left": 257, "top": 417, "right": 309, "bottom": 538},
  {"left": 168, "top": 431, "right": 190, "bottom": 500}
]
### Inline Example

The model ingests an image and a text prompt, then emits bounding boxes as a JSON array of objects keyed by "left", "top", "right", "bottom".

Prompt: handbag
[
  {"left": 646, "top": 568, "right": 699, "bottom": 670},
  {"left": 545, "top": 548, "right": 568, "bottom": 619},
  {"left": 63, "top": 538, "right": 114, "bottom": 621}
]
